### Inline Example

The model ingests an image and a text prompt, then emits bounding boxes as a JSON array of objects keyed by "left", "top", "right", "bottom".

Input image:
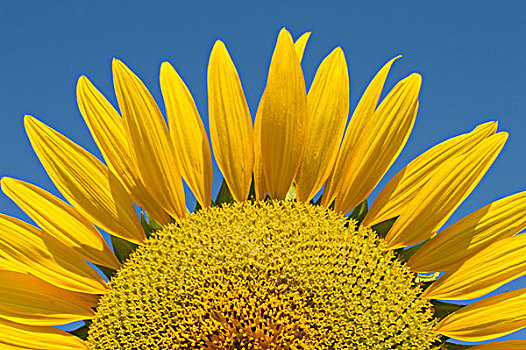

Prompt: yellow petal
[
  {"left": 322, "top": 56, "right": 401, "bottom": 207},
  {"left": 294, "top": 32, "right": 311, "bottom": 61},
  {"left": 422, "top": 232, "right": 526, "bottom": 301},
  {"left": 113, "top": 59, "right": 186, "bottom": 218},
  {"left": 77, "top": 75, "right": 170, "bottom": 224},
  {"left": 0, "top": 270, "right": 98, "bottom": 326},
  {"left": 253, "top": 97, "right": 267, "bottom": 200},
  {"left": 296, "top": 47, "right": 349, "bottom": 202},
  {"left": 260, "top": 28, "right": 308, "bottom": 199},
  {"left": 25, "top": 115, "right": 144, "bottom": 243},
  {"left": 409, "top": 190, "right": 526, "bottom": 272},
  {"left": 207, "top": 41, "right": 254, "bottom": 201},
  {"left": 254, "top": 32, "right": 312, "bottom": 200},
  {"left": 332, "top": 74, "right": 421, "bottom": 214},
  {"left": 470, "top": 340, "right": 526, "bottom": 349},
  {"left": 364, "top": 121, "right": 497, "bottom": 227},
  {"left": 1, "top": 177, "right": 120, "bottom": 269},
  {"left": 435, "top": 287, "right": 526, "bottom": 342},
  {"left": 0, "top": 317, "right": 85, "bottom": 349},
  {"left": 0, "top": 214, "right": 106, "bottom": 294},
  {"left": 160, "top": 62, "right": 213, "bottom": 208},
  {"left": 385, "top": 132, "right": 508, "bottom": 250},
  {"left": 0, "top": 256, "right": 19, "bottom": 272}
]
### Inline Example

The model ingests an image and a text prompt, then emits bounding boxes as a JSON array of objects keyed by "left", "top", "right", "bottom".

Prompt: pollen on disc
[{"left": 88, "top": 200, "right": 439, "bottom": 349}]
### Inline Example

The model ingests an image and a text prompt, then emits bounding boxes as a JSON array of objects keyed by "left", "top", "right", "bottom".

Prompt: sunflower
[{"left": 1, "top": 27, "right": 525, "bottom": 349}]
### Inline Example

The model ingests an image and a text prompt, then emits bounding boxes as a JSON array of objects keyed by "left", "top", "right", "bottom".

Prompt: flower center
[{"left": 87, "top": 201, "right": 440, "bottom": 349}]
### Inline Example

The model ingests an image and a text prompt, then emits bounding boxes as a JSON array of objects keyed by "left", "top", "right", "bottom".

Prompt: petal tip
[
  {"left": 277, "top": 27, "right": 294, "bottom": 42},
  {"left": 495, "top": 131, "right": 509, "bottom": 143},
  {"left": 0, "top": 176, "right": 13, "bottom": 186},
  {"left": 77, "top": 75, "right": 88, "bottom": 85},
  {"left": 333, "top": 46, "right": 345, "bottom": 57},
  {"left": 112, "top": 58, "right": 127, "bottom": 72},
  {"left": 0, "top": 177, "right": 10, "bottom": 194},
  {"left": 24, "top": 114, "right": 37, "bottom": 126},
  {"left": 212, "top": 39, "right": 227, "bottom": 51},
  {"left": 160, "top": 61, "right": 175, "bottom": 78},
  {"left": 410, "top": 72, "right": 423, "bottom": 84}
]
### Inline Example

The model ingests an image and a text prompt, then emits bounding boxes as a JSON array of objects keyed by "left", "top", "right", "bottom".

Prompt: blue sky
[{"left": 1, "top": 0, "right": 525, "bottom": 344}]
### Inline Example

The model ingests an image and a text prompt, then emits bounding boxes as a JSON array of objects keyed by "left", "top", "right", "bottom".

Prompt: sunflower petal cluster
[{"left": 0, "top": 28, "right": 525, "bottom": 349}]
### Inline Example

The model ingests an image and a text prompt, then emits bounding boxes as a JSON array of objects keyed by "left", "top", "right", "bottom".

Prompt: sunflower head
[
  {"left": 88, "top": 200, "right": 439, "bottom": 349},
  {"left": 0, "top": 28, "right": 525, "bottom": 350}
]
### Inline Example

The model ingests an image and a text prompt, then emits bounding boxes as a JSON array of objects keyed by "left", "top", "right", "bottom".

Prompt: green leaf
[
  {"left": 398, "top": 239, "right": 428, "bottom": 262},
  {"left": 110, "top": 235, "right": 138, "bottom": 264},
  {"left": 349, "top": 199, "right": 368, "bottom": 224},
  {"left": 371, "top": 217, "right": 397, "bottom": 239},
  {"left": 94, "top": 264, "right": 116, "bottom": 280},
  {"left": 248, "top": 175, "right": 256, "bottom": 201},
  {"left": 214, "top": 179, "right": 234, "bottom": 206},
  {"left": 140, "top": 211, "right": 163, "bottom": 238},
  {"left": 68, "top": 324, "right": 89, "bottom": 340},
  {"left": 431, "top": 300, "right": 465, "bottom": 319},
  {"left": 285, "top": 181, "right": 297, "bottom": 201}
]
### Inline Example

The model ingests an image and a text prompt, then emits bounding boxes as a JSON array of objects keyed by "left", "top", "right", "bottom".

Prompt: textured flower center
[{"left": 87, "top": 201, "right": 440, "bottom": 349}]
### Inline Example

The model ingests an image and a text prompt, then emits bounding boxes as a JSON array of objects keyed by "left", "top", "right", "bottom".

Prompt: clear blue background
[{"left": 1, "top": 0, "right": 525, "bottom": 345}]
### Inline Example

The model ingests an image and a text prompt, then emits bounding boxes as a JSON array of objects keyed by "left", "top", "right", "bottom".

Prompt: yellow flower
[{"left": 1, "top": 28, "right": 525, "bottom": 349}]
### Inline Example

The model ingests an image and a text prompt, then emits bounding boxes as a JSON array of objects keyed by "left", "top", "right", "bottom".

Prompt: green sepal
[
  {"left": 419, "top": 279, "right": 436, "bottom": 292},
  {"left": 248, "top": 175, "right": 256, "bottom": 201},
  {"left": 68, "top": 322, "right": 90, "bottom": 339},
  {"left": 371, "top": 217, "right": 397, "bottom": 239},
  {"left": 94, "top": 264, "right": 116, "bottom": 280},
  {"left": 285, "top": 181, "right": 297, "bottom": 201},
  {"left": 349, "top": 199, "right": 368, "bottom": 225},
  {"left": 214, "top": 179, "right": 234, "bottom": 206},
  {"left": 140, "top": 211, "right": 163, "bottom": 238},
  {"left": 110, "top": 235, "right": 138, "bottom": 264},
  {"left": 398, "top": 239, "right": 428, "bottom": 262},
  {"left": 431, "top": 300, "right": 465, "bottom": 320},
  {"left": 311, "top": 194, "right": 335, "bottom": 209}
]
